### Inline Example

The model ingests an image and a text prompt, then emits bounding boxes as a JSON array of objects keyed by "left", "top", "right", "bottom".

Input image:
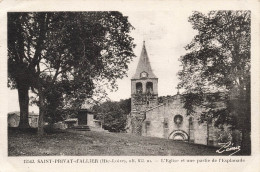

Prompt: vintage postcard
[{"left": 0, "top": 0, "right": 259, "bottom": 172}]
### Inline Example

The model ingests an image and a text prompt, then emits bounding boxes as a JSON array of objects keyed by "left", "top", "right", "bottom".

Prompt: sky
[
  {"left": 107, "top": 11, "right": 197, "bottom": 100},
  {"left": 8, "top": 10, "right": 197, "bottom": 113}
]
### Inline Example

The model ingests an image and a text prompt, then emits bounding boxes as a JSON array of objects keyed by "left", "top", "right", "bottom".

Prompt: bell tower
[{"left": 130, "top": 41, "right": 158, "bottom": 135}]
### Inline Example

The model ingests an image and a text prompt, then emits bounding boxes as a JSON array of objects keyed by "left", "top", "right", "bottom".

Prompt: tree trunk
[
  {"left": 235, "top": 97, "right": 251, "bottom": 155},
  {"left": 17, "top": 82, "right": 30, "bottom": 129},
  {"left": 240, "top": 99, "right": 251, "bottom": 155},
  {"left": 38, "top": 89, "right": 45, "bottom": 135},
  {"left": 241, "top": 129, "right": 251, "bottom": 155},
  {"left": 188, "top": 119, "right": 190, "bottom": 143},
  {"left": 206, "top": 120, "right": 209, "bottom": 145}
]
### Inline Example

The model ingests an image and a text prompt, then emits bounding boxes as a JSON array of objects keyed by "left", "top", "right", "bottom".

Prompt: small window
[
  {"left": 164, "top": 122, "right": 168, "bottom": 128},
  {"left": 163, "top": 118, "right": 168, "bottom": 128},
  {"left": 189, "top": 117, "right": 193, "bottom": 127},
  {"left": 140, "top": 72, "right": 148, "bottom": 78}
]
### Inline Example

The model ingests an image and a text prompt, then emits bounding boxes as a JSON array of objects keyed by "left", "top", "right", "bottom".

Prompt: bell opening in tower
[
  {"left": 146, "top": 82, "right": 153, "bottom": 94},
  {"left": 136, "top": 82, "right": 143, "bottom": 94}
]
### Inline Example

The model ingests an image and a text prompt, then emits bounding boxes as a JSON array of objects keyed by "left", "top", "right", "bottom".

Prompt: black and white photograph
[
  {"left": 1, "top": 0, "right": 260, "bottom": 171},
  {"left": 7, "top": 10, "right": 251, "bottom": 156}
]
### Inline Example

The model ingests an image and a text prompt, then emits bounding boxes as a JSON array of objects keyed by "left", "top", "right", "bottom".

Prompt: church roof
[{"left": 132, "top": 41, "right": 157, "bottom": 79}]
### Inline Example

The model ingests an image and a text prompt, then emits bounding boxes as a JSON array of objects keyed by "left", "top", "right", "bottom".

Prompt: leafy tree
[
  {"left": 8, "top": 12, "right": 135, "bottom": 134},
  {"left": 178, "top": 11, "right": 250, "bottom": 154},
  {"left": 31, "top": 81, "right": 68, "bottom": 124},
  {"left": 93, "top": 98, "right": 131, "bottom": 132}
]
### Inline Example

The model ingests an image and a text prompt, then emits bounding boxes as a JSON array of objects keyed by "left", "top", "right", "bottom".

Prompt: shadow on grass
[{"left": 8, "top": 126, "right": 65, "bottom": 135}]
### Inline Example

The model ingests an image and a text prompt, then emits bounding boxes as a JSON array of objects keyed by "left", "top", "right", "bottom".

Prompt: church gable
[{"left": 144, "top": 95, "right": 189, "bottom": 139}]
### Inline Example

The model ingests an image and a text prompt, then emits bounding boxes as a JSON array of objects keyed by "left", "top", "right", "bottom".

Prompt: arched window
[
  {"left": 136, "top": 82, "right": 143, "bottom": 93},
  {"left": 146, "top": 82, "right": 153, "bottom": 93},
  {"left": 174, "top": 115, "right": 183, "bottom": 125}
]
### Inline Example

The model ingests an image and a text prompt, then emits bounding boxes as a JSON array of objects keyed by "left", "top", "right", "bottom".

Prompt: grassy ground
[{"left": 8, "top": 128, "right": 229, "bottom": 156}]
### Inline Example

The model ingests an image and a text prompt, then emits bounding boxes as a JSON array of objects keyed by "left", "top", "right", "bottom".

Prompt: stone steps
[
  {"left": 72, "top": 125, "right": 91, "bottom": 131},
  {"left": 89, "top": 126, "right": 110, "bottom": 133},
  {"left": 71, "top": 125, "right": 110, "bottom": 133}
]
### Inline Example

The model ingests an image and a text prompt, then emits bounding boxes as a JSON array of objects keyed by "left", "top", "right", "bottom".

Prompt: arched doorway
[{"left": 168, "top": 130, "right": 189, "bottom": 141}]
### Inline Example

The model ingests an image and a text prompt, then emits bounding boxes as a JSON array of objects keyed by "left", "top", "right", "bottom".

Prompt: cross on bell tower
[{"left": 176, "top": 85, "right": 180, "bottom": 95}]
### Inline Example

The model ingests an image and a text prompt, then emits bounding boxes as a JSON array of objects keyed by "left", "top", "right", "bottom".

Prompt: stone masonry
[{"left": 127, "top": 41, "right": 241, "bottom": 147}]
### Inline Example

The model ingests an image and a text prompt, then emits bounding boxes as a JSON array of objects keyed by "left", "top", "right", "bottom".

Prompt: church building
[{"left": 127, "top": 41, "right": 239, "bottom": 146}]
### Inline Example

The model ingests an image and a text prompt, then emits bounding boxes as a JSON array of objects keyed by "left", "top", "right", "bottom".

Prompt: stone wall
[
  {"left": 128, "top": 93, "right": 242, "bottom": 147},
  {"left": 144, "top": 95, "right": 191, "bottom": 140},
  {"left": 130, "top": 111, "right": 146, "bottom": 135},
  {"left": 142, "top": 95, "right": 214, "bottom": 145},
  {"left": 8, "top": 113, "right": 39, "bottom": 128}
]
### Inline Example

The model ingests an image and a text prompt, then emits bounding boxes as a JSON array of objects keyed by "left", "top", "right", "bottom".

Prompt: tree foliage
[
  {"left": 178, "top": 11, "right": 251, "bottom": 153},
  {"left": 8, "top": 12, "right": 135, "bottom": 134},
  {"left": 179, "top": 11, "right": 250, "bottom": 93},
  {"left": 92, "top": 99, "right": 131, "bottom": 132}
]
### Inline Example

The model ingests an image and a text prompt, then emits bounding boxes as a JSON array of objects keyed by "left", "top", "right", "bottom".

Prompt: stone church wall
[
  {"left": 143, "top": 105, "right": 164, "bottom": 138},
  {"left": 140, "top": 95, "right": 233, "bottom": 147},
  {"left": 144, "top": 95, "right": 190, "bottom": 139},
  {"left": 193, "top": 121, "right": 208, "bottom": 145},
  {"left": 139, "top": 95, "right": 242, "bottom": 147}
]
